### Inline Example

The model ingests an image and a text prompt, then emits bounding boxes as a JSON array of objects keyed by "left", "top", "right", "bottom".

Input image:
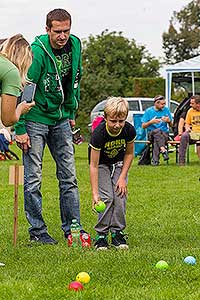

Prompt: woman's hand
[{"left": 16, "top": 101, "right": 35, "bottom": 120}]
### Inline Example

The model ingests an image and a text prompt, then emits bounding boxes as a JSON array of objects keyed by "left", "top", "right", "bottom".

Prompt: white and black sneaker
[
  {"left": 94, "top": 235, "right": 109, "bottom": 250},
  {"left": 111, "top": 231, "right": 128, "bottom": 249}
]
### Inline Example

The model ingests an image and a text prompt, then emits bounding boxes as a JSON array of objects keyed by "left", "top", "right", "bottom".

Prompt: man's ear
[{"left": 46, "top": 26, "right": 50, "bottom": 33}]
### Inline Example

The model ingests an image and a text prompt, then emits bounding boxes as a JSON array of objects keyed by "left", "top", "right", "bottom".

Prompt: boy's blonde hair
[
  {"left": 0, "top": 34, "right": 32, "bottom": 87},
  {"left": 104, "top": 97, "right": 129, "bottom": 119}
]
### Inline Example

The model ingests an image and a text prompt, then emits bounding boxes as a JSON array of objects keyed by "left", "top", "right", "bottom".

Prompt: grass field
[{"left": 0, "top": 142, "right": 200, "bottom": 300}]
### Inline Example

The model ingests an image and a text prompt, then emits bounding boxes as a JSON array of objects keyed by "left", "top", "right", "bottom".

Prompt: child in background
[{"left": 89, "top": 97, "right": 136, "bottom": 250}]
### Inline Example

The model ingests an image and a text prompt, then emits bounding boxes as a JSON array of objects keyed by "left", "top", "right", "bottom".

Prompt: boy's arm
[
  {"left": 90, "top": 148, "right": 100, "bottom": 208},
  {"left": 116, "top": 142, "right": 134, "bottom": 197}
]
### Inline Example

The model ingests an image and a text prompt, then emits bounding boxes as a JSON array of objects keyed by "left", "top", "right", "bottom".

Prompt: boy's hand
[
  {"left": 115, "top": 178, "right": 127, "bottom": 198},
  {"left": 92, "top": 196, "right": 100, "bottom": 212}
]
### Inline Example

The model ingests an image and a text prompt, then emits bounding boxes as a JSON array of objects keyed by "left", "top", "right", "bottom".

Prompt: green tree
[
  {"left": 163, "top": 0, "right": 200, "bottom": 63},
  {"left": 77, "top": 30, "right": 160, "bottom": 136}
]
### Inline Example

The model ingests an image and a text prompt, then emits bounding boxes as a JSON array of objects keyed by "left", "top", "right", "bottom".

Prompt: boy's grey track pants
[{"left": 94, "top": 162, "right": 127, "bottom": 235}]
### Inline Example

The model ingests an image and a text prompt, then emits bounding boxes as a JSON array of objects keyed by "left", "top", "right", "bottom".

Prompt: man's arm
[
  {"left": 70, "top": 43, "right": 82, "bottom": 121},
  {"left": 142, "top": 117, "right": 161, "bottom": 129},
  {"left": 185, "top": 109, "right": 192, "bottom": 131},
  {"left": 178, "top": 117, "right": 185, "bottom": 135}
]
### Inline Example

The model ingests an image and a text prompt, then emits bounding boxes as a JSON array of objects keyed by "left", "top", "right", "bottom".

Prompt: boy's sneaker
[
  {"left": 111, "top": 231, "right": 128, "bottom": 249},
  {"left": 30, "top": 232, "right": 58, "bottom": 244},
  {"left": 94, "top": 235, "right": 109, "bottom": 250}
]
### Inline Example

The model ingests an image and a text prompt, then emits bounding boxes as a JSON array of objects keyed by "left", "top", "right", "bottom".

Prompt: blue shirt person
[
  {"left": 141, "top": 95, "right": 173, "bottom": 165},
  {"left": 142, "top": 106, "right": 172, "bottom": 133}
]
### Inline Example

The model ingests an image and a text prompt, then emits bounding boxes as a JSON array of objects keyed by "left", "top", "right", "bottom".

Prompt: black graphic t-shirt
[
  {"left": 52, "top": 40, "right": 72, "bottom": 99},
  {"left": 89, "top": 120, "right": 136, "bottom": 165}
]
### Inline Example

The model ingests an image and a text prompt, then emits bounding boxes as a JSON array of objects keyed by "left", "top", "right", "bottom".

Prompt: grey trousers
[
  {"left": 94, "top": 162, "right": 127, "bottom": 235},
  {"left": 148, "top": 129, "right": 168, "bottom": 162},
  {"left": 179, "top": 131, "right": 200, "bottom": 163}
]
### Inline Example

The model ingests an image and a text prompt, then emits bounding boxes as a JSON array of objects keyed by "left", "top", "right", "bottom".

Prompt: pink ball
[{"left": 68, "top": 281, "right": 84, "bottom": 291}]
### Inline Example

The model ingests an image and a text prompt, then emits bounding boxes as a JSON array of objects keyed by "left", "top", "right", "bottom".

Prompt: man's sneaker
[
  {"left": 30, "top": 232, "right": 58, "bottom": 244},
  {"left": 162, "top": 150, "right": 169, "bottom": 161},
  {"left": 94, "top": 235, "right": 109, "bottom": 250},
  {"left": 111, "top": 231, "right": 128, "bottom": 249},
  {"left": 151, "top": 159, "right": 159, "bottom": 166}
]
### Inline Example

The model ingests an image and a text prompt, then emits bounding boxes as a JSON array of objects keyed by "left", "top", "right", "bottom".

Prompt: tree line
[{"left": 77, "top": 0, "right": 199, "bottom": 136}]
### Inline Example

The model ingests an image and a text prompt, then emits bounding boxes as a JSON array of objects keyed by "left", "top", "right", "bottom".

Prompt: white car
[{"left": 90, "top": 97, "right": 179, "bottom": 124}]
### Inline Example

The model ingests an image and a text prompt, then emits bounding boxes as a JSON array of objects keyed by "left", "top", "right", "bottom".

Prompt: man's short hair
[
  {"left": 104, "top": 97, "right": 129, "bottom": 119},
  {"left": 46, "top": 8, "right": 71, "bottom": 28}
]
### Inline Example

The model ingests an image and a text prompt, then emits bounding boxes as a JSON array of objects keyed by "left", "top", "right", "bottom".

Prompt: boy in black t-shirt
[{"left": 89, "top": 97, "right": 136, "bottom": 250}]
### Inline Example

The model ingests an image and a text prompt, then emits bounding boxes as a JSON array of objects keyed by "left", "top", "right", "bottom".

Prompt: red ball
[{"left": 68, "top": 281, "right": 84, "bottom": 291}]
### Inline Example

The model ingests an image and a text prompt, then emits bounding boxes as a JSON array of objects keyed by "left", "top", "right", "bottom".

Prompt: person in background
[
  {"left": 174, "top": 96, "right": 196, "bottom": 141},
  {"left": 89, "top": 97, "right": 136, "bottom": 250},
  {"left": 179, "top": 95, "right": 200, "bottom": 165},
  {"left": 0, "top": 34, "right": 34, "bottom": 126},
  {"left": 141, "top": 95, "right": 172, "bottom": 166},
  {"left": 15, "top": 8, "right": 88, "bottom": 245}
]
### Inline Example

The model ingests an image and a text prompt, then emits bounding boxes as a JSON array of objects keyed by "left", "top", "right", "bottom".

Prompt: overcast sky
[{"left": 1, "top": 0, "right": 190, "bottom": 59}]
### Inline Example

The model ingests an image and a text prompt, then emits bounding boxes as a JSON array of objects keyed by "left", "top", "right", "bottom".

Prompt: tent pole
[
  {"left": 191, "top": 72, "right": 195, "bottom": 95},
  {"left": 165, "top": 72, "right": 172, "bottom": 108}
]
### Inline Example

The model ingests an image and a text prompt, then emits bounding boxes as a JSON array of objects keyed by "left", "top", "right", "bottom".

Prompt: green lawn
[{"left": 0, "top": 142, "right": 199, "bottom": 300}]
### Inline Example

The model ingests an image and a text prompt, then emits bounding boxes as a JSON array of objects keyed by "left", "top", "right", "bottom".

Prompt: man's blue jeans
[{"left": 23, "top": 120, "right": 81, "bottom": 236}]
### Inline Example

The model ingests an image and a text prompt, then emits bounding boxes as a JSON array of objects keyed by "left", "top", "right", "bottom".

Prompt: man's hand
[
  {"left": 161, "top": 116, "right": 170, "bottom": 123},
  {"left": 15, "top": 133, "right": 31, "bottom": 153},
  {"left": 151, "top": 117, "right": 161, "bottom": 124},
  {"left": 69, "top": 120, "right": 75, "bottom": 128}
]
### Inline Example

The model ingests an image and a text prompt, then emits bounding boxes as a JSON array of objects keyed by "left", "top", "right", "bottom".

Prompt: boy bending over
[{"left": 89, "top": 97, "right": 136, "bottom": 250}]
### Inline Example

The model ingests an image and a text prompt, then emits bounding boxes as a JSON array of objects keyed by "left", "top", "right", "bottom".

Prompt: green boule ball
[
  {"left": 155, "top": 260, "right": 169, "bottom": 270},
  {"left": 94, "top": 201, "right": 106, "bottom": 213}
]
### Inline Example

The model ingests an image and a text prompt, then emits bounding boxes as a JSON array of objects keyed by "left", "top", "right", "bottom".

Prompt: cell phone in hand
[{"left": 21, "top": 83, "right": 36, "bottom": 103}]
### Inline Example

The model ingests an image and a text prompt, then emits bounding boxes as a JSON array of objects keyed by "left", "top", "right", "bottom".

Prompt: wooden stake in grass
[{"left": 9, "top": 165, "right": 24, "bottom": 247}]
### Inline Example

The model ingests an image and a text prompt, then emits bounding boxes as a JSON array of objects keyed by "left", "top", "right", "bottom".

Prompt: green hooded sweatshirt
[{"left": 15, "top": 34, "right": 82, "bottom": 135}]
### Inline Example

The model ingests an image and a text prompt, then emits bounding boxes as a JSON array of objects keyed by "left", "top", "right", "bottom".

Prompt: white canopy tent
[{"left": 165, "top": 55, "right": 200, "bottom": 107}]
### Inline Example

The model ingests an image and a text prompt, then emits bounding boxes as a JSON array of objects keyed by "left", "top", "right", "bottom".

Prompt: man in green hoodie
[{"left": 15, "top": 9, "right": 85, "bottom": 244}]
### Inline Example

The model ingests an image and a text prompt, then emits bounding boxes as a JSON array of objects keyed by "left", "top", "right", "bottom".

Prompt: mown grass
[{"left": 0, "top": 142, "right": 200, "bottom": 300}]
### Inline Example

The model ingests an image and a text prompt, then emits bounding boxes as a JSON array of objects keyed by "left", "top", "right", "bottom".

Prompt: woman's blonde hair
[
  {"left": 104, "top": 97, "right": 129, "bottom": 119},
  {"left": 0, "top": 34, "right": 32, "bottom": 87}
]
